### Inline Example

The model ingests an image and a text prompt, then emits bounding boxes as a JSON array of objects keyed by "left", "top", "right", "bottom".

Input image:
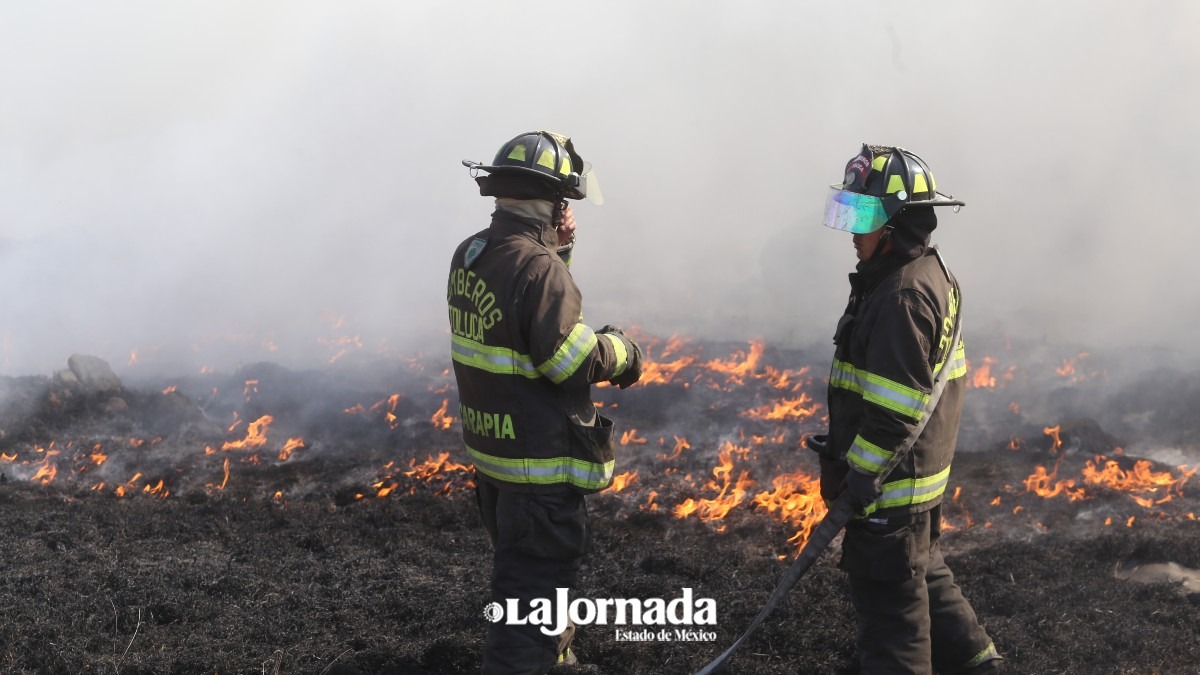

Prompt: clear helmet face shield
[
  {"left": 578, "top": 161, "right": 604, "bottom": 206},
  {"left": 822, "top": 185, "right": 887, "bottom": 234}
]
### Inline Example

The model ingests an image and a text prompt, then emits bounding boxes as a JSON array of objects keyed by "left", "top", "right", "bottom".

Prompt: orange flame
[
  {"left": 673, "top": 442, "right": 756, "bottom": 531},
  {"left": 641, "top": 491, "right": 659, "bottom": 511},
  {"left": 1043, "top": 425, "right": 1063, "bottom": 453},
  {"left": 752, "top": 468, "right": 826, "bottom": 549},
  {"left": 278, "top": 437, "right": 305, "bottom": 461},
  {"left": 742, "top": 392, "right": 820, "bottom": 422},
  {"left": 402, "top": 452, "right": 473, "bottom": 495},
  {"left": 221, "top": 415, "right": 274, "bottom": 451},
  {"left": 655, "top": 436, "right": 689, "bottom": 461},
  {"left": 1024, "top": 462, "right": 1087, "bottom": 501},
  {"left": 702, "top": 341, "right": 764, "bottom": 386},
  {"left": 970, "top": 356, "right": 997, "bottom": 389},
  {"left": 431, "top": 398, "right": 454, "bottom": 430},
  {"left": 214, "top": 456, "right": 230, "bottom": 487},
  {"left": 1080, "top": 456, "right": 1194, "bottom": 506},
  {"left": 608, "top": 470, "right": 639, "bottom": 492},
  {"left": 620, "top": 429, "right": 648, "bottom": 445}
]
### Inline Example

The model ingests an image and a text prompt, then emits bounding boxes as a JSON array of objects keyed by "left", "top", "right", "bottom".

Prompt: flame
[
  {"left": 1, "top": 452, "right": 16, "bottom": 462},
  {"left": 1008, "top": 401, "right": 1020, "bottom": 415},
  {"left": 752, "top": 468, "right": 826, "bottom": 549},
  {"left": 128, "top": 350, "right": 139, "bottom": 366},
  {"left": 657, "top": 436, "right": 690, "bottom": 461},
  {"left": 970, "top": 356, "right": 997, "bottom": 389},
  {"left": 672, "top": 442, "right": 756, "bottom": 531},
  {"left": 431, "top": 398, "right": 455, "bottom": 430},
  {"left": 702, "top": 341, "right": 764, "bottom": 386},
  {"left": 764, "top": 364, "right": 809, "bottom": 392},
  {"left": 608, "top": 470, "right": 638, "bottom": 492},
  {"left": 641, "top": 491, "right": 659, "bottom": 512},
  {"left": 1024, "top": 460, "right": 1087, "bottom": 501},
  {"left": 402, "top": 452, "right": 473, "bottom": 495},
  {"left": 1043, "top": 425, "right": 1063, "bottom": 453},
  {"left": 620, "top": 428, "right": 648, "bottom": 445},
  {"left": 742, "top": 392, "right": 820, "bottom": 422},
  {"left": 143, "top": 479, "right": 170, "bottom": 499},
  {"left": 1056, "top": 353, "right": 1088, "bottom": 378},
  {"left": 207, "top": 459, "right": 231, "bottom": 491},
  {"left": 31, "top": 460, "right": 58, "bottom": 485},
  {"left": 243, "top": 379, "right": 259, "bottom": 400},
  {"left": 222, "top": 415, "right": 274, "bottom": 451},
  {"left": 369, "top": 394, "right": 403, "bottom": 429},
  {"left": 1081, "top": 456, "right": 1194, "bottom": 506},
  {"left": 162, "top": 385, "right": 177, "bottom": 395},
  {"left": 278, "top": 437, "right": 305, "bottom": 461}
]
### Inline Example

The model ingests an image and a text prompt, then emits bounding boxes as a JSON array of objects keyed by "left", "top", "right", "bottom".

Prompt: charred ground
[{"left": 1, "top": 336, "right": 1199, "bottom": 674}]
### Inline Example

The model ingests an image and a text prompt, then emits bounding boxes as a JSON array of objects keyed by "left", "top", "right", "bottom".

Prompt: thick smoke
[{"left": 2, "top": 1, "right": 1198, "bottom": 377}]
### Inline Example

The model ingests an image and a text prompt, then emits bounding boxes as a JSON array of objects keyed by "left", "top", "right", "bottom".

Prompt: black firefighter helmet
[
  {"left": 463, "top": 131, "right": 603, "bottom": 204},
  {"left": 823, "top": 144, "right": 962, "bottom": 235}
]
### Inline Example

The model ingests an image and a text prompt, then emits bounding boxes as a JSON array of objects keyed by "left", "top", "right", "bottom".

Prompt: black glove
[
  {"left": 597, "top": 325, "right": 642, "bottom": 389},
  {"left": 841, "top": 468, "right": 882, "bottom": 515},
  {"left": 803, "top": 433, "right": 830, "bottom": 456}
]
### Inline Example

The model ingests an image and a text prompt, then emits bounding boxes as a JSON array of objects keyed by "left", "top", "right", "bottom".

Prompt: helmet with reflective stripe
[
  {"left": 842, "top": 144, "right": 962, "bottom": 220},
  {"left": 468, "top": 131, "right": 593, "bottom": 201},
  {"left": 823, "top": 144, "right": 963, "bottom": 235}
]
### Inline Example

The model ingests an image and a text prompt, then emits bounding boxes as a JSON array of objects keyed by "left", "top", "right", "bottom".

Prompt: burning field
[{"left": 1, "top": 332, "right": 1199, "bottom": 674}]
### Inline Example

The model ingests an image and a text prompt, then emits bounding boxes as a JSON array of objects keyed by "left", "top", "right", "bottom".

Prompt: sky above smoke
[{"left": 2, "top": 1, "right": 1198, "bottom": 376}]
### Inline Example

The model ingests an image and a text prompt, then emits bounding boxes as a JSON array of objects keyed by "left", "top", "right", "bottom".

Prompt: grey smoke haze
[{"left": 2, "top": 1, "right": 1198, "bottom": 376}]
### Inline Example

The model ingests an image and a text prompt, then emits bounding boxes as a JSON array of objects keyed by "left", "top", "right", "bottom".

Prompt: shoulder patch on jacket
[{"left": 463, "top": 237, "right": 488, "bottom": 269}]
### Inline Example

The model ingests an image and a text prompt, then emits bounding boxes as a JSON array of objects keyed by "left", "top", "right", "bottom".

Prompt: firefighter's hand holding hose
[
  {"left": 597, "top": 325, "right": 642, "bottom": 389},
  {"left": 841, "top": 467, "right": 883, "bottom": 515}
]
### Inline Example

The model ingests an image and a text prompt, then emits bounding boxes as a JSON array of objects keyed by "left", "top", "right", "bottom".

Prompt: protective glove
[
  {"left": 597, "top": 325, "right": 642, "bottom": 389},
  {"left": 841, "top": 468, "right": 882, "bottom": 515},
  {"left": 803, "top": 433, "right": 830, "bottom": 456}
]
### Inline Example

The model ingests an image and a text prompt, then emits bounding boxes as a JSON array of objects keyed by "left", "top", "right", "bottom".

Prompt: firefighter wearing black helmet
[
  {"left": 450, "top": 131, "right": 641, "bottom": 674},
  {"left": 806, "top": 145, "right": 1002, "bottom": 673}
]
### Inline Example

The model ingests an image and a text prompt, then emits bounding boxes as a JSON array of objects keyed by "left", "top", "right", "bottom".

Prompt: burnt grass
[{"left": 2, "top": 338, "right": 1200, "bottom": 674}]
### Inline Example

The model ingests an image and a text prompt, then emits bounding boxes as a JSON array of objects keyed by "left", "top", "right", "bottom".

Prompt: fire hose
[
  {"left": 694, "top": 491, "right": 856, "bottom": 675},
  {"left": 696, "top": 292, "right": 963, "bottom": 675}
]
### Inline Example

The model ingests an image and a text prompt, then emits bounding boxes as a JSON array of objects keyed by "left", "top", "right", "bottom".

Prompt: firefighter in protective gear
[
  {"left": 450, "top": 131, "right": 642, "bottom": 674},
  {"left": 809, "top": 144, "right": 1002, "bottom": 673}
]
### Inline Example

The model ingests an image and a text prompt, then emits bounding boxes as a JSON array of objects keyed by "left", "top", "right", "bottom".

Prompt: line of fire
[{"left": 2, "top": 329, "right": 1194, "bottom": 546}]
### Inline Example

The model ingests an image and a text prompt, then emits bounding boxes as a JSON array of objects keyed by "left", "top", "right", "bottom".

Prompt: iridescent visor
[{"left": 822, "top": 186, "right": 887, "bottom": 234}]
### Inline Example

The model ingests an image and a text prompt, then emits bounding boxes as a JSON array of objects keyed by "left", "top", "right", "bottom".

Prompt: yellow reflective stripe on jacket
[
  {"left": 466, "top": 445, "right": 614, "bottom": 491},
  {"left": 599, "top": 332, "right": 629, "bottom": 375},
  {"left": 831, "top": 359, "right": 931, "bottom": 421},
  {"left": 847, "top": 434, "right": 895, "bottom": 474},
  {"left": 861, "top": 465, "right": 952, "bottom": 517},
  {"left": 451, "top": 335, "right": 539, "bottom": 378},
  {"left": 934, "top": 340, "right": 967, "bottom": 380},
  {"left": 538, "top": 323, "right": 598, "bottom": 384}
]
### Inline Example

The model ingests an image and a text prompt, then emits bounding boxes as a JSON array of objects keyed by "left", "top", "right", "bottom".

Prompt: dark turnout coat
[
  {"left": 822, "top": 245, "right": 968, "bottom": 518},
  {"left": 447, "top": 204, "right": 635, "bottom": 494}
]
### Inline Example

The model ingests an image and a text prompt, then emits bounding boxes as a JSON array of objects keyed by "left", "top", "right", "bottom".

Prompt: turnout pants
[
  {"left": 476, "top": 479, "right": 591, "bottom": 675},
  {"left": 840, "top": 504, "right": 999, "bottom": 674}
]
